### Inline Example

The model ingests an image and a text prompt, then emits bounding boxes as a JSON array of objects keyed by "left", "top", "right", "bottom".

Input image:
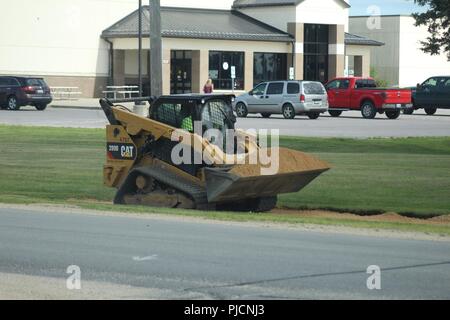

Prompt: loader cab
[{"left": 149, "top": 95, "right": 236, "bottom": 134}]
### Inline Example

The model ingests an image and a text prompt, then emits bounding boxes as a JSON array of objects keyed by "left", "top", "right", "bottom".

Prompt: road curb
[{"left": 50, "top": 105, "right": 101, "bottom": 111}]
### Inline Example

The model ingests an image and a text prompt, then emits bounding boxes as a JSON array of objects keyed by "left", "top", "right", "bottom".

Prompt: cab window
[
  {"left": 201, "top": 100, "right": 233, "bottom": 150},
  {"left": 151, "top": 102, "right": 194, "bottom": 131},
  {"left": 251, "top": 83, "right": 267, "bottom": 96},
  {"left": 327, "top": 79, "right": 349, "bottom": 90},
  {"left": 423, "top": 78, "right": 438, "bottom": 87},
  {"left": 443, "top": 78, "right": 450, "bottom": 89}
]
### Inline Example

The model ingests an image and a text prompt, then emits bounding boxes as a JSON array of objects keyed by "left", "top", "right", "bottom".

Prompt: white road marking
[{"left": 132, "top": 255, "right": 158, "bottom": 262}]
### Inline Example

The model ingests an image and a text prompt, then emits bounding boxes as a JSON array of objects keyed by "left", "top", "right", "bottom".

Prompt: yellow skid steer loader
[{"left": 100, "top": 95, "right": 329, "bottom": 212}]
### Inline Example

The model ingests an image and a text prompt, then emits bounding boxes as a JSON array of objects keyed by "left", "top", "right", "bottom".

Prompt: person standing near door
[{"left": 203, "top": 79, "right": 214, "bottom": 94}]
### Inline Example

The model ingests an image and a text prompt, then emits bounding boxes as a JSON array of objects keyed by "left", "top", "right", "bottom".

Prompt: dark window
[
  {"left": 304, "top": 24, "right": 329, "bottom": 83},
  {"left": 287, "top": 82, "right": 300, "bottom": 94},
  {"left": 209, "top": 51, "right": 244, "bottom": 90},
  {"left": 327, "top": 79, "right": 349, "bottom": 90},
  {"left": 423, "top": 78, "right": 438, "bottom": 87},
  {"left": 443, "top": 78, "right": 450, "bottom": 88},
  {"left": 253, "top": 53, "right": 287, "bottom": 85},
  {"left": 266, "top": 82, "right": 284, "bottom": 95},
  {"left": 355, "top": 79, "right": 377, "bottom": 89},
  {"left": 0, "top": 78, "right": 7, "bottom": 86},
  {"left": 26, "top": 78, "right": 46, "bottom": 86},
  {"left": 7, "top": 78, "right": 19, "bottom": 86},
  {"left": 366, "top": 79, "right": 377, "bottom": 88},
  {"left": 252, "top": 83, "right": 267, "bottom": 95},
  {"left": 303, "top": 82, "right": 325, "bottom": 94}
]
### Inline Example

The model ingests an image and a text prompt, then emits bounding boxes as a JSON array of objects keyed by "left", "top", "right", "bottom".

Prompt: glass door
[{"left": 171, "top": 50, "right": 192, "bottom": 94}]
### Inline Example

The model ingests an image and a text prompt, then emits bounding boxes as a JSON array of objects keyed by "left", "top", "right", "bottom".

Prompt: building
[
  {"left": 350, "top": 15, "right": 450, "bottom": 87},
  {"left": 0, "top": 0, "right": 382, "bottom": 97}
]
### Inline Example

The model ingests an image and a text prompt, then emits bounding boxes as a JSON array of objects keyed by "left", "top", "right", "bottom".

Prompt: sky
[{"left": 348, "top": 0, "right": 427, "bottom": 16}]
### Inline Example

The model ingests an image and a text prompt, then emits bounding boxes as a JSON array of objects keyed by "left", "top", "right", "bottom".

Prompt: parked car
[
  {"left": 0, "top": 76, "right": 52, "bottom": 111},
  {"left": 234, "top": 80, "right": 329, "bottom": 120},
  {"left": 325, "top": 77, "right": 413, "bottom": 119},
  {"left": 404, "top": 76, "right": 450, "bottom": 115}
]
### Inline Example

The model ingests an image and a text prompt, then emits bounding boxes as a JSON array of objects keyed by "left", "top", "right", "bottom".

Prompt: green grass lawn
[{"left": 1, "top": 125, "right": 449, "bottom": 219}]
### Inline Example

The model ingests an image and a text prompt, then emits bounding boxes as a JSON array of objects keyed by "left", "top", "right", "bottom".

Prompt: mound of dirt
[{"left": 272, "top": 209, "right": 450, "bottom": 226}]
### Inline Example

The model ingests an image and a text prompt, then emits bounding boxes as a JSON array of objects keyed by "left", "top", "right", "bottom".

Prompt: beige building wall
[
  {"left": 113, "top": 37, "right": 291, "bottom": 95},
  {"left": 328, "top": 24, "right": 346, "bottom": 79},
  {"left": 349, "top": 16, "right": 401, "bottom": 86},
  {"left": 236, "top": 6, "right": 297, "bottom": 32},
  {"left": 350, "top": 15, "right": 450, "bottom": 87},
  {"left": 346, "top": 45, "right": 371, "bottom": 77},
  {"left": 287, "top": 23, "right": 304, "bottom": 80},
  {"left": 0, "top": 0, "right": 139, "bottom": 97}
]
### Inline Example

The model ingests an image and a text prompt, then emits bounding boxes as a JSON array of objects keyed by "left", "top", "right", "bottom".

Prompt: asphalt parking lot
[{"left": 1, "top": 106, "right": 450, "bottom": 138}]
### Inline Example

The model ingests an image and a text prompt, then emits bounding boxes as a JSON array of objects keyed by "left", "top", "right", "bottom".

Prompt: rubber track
[{"left": 114, "top": 166, "right": 208, "bottom": 207}]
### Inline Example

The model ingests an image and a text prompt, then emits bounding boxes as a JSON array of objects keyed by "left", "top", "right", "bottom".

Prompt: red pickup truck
[{"left": 325, "top": 77, "right": 413, "bottom": 119}]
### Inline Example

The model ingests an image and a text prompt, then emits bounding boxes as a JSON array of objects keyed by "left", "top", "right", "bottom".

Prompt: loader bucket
[{"left": 204, "top": 148, "right": 330, "bottom": 204}]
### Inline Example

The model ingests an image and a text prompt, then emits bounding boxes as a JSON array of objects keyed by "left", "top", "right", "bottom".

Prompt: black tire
[
  {"left": 361, "top": 101, "right": 377, "bottom": 119},
  {"left": 386, "top": 110, "right": 401, "bottom": 120},
  {"left": 282, "top": 104, "right": 295, "bottom": 119},
  {"left": 425, "top": 107, "right": 437, "bottom": 115},
  {"left": 35, "top": 104, "right": 48, "bottom": 111},
  {"left": 403, "top": 108, "right": 414, "bottom": 115},
  {"left": 261, "top": 113, "right": 271, "bottom": 118},
  {"left": 6, "top": 96, "right": 19, "bottom": 111},
  {"left": 329, "top": 110, "right": 343, "bottom": 117},
  {"left": 307, "top": 112, "right": 320, "bottom": 120},
  {"left": 236, "top": 103, "right": 248, "bottom": 118}
]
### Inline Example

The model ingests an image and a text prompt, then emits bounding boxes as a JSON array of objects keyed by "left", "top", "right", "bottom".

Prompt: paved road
[
  {"left": 1, "top": 106, "right": 450, "bottom": 138},
  {"left": 0, "top": 207, "right": 449, "bottom": 299}
]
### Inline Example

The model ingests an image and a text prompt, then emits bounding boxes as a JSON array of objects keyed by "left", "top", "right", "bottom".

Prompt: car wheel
[
  {"left": 361, "top": 101, "right": 377, "bottom": 119},
  {"left": 329, "top": 110, "right": 343, "bottom": 117},
  {"left": 307, "top": 112, "right": 320, "bottom": 120},
  {"left": 425, "top": 107, "right": 437, "bottom": 115},
  {"left": 261, "top": 113, "right": 271, "bottom": 118},
  {"left": 282, "top": 104, "right": 295, "bottom": 119},
  {"left": 7, "top": 96, "right": 19, "bottom": 111},
  {"left": 386, "top": 110, "right": 401, "bottom": 119},
  {"left": 236, "top": 103, "right": 248, "bottom": 118},
  {"left": 35, "top": 104, "right": 48, "bottom": 111}
]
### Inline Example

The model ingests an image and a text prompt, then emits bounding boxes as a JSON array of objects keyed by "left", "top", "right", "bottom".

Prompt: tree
[{"left": 412, "top": 0, "right": 450, "bottom": 60}]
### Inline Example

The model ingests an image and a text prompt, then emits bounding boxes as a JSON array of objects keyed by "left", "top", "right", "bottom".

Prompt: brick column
[
  {"left": 287, "top": 22, "right": 304, "bottom": 80},
  {"left": 328, "top": 24, "right": 345, "bottom": 80},
  {"left": 192, "top": 50, "right": 209, "bottom": 93}
]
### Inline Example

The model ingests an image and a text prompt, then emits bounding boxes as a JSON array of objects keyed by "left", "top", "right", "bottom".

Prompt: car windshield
[{"left": 303, "top": 82, "right": 325, "bottom": 94}]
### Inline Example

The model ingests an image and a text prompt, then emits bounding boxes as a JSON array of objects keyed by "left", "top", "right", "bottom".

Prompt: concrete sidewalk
[{"left": 50, "top": 98, "right": 148, "bottom": 110}]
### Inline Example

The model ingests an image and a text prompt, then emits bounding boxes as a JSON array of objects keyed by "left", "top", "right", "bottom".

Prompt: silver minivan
[{"left": 234, "top": 81, "right": 329, "bottom": 119}]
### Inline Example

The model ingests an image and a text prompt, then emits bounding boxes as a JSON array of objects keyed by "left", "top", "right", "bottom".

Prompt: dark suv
[{"left": 0, "top": 76, "right": 52, "bottom": 111}]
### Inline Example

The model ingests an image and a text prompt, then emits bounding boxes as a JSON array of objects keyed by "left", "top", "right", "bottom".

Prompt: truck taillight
[{"left": 300, "top": 94, "right": 305, "bottom": 102}]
